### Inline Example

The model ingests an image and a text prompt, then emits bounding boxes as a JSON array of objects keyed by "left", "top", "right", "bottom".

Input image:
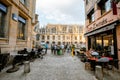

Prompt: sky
[{"left": 36, "top": 0, "right": 85, "bottom": 26}]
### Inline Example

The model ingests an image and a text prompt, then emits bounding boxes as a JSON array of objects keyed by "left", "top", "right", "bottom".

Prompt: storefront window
[
  {"left": 90, "top": 37, "right": 96, "bottom": 50},
  {"left": 96, "top": 36, "right": 102, "bottom": 51},
  {"left": 103, "top": 35, "right": 114, "bottom": 56},
  {"left": 89, "top": 30, "right": 114, "bottom": 56}
]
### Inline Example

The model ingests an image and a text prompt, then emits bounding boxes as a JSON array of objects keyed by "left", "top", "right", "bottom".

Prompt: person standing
[
  {"left": 53, "top": 44, "right": 57, "bottom": 55},
  {"left": 51, "top": 44, "right": 54, "bottom": 54},
  {"left": 71, "top": 44, "right": 75, "bottom": 57},
  {"left": 45, "top": 43, "right": 48, "bottom": 54},
  {"left": 61, "top": 44, "right": 64, "bottom": 54}
]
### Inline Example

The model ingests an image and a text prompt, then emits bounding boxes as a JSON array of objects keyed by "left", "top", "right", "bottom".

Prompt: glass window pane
[
  {"left": 90, "top": 37, "right": 96, "bottom": 50},
  {"left": 0, "top": 11, "right": 5, "bottom": 38},
  {"left": 20, "top": 0, "right": 25, "bottom": 4},
  {"left": 17, "top": 21, "right": 25, "bottom": 40},
  {"left": 103, "top": 35, "right": 114, "bottom": 57},
  {"left": 96, "top": 36, "right": 102, "bottom": 51},
  {"left": 105, "top": 0, "right": 111, "bottom": 11}
]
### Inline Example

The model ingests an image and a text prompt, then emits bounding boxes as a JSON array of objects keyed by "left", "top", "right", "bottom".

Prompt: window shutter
[{"left": 112, "top": 1, "right": 117, "bottom": 15}]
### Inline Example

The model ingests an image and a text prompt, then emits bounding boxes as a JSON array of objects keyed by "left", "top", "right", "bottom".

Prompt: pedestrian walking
[
  {"left": 45, "top": 43, "right": 48, "bottom": 54},
  {"left": 67, "top": 44, "right": 70, "bottom": 53},
  {"left": 51, "top": 44, "right": 54, "bottom": 54},
  {"left": 56, "top": 45, "right": 61, "bottom": 55},
  {"left": 30, "top": 48, "right": 35, "bottom": 60},
  {"left": 53, "top": 44, "right": 57, "bottom": 55},
  {"left": 60, "top": 44, "right": 64, "bottom": 55},
  {"left": 71, "top": 44, "right": 75, "bottom": 57}
]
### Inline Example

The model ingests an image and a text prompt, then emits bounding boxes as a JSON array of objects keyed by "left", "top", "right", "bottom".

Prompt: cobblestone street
[{"left": 0, "top": 50, "right": 96, "bottom": 80}]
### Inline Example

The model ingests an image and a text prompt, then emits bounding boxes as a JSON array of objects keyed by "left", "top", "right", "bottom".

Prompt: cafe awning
[{"left": 84, "top": 23, "right": 116, "bottom": 36}]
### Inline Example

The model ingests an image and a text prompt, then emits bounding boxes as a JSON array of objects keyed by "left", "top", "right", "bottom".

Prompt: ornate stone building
[
  {"left": 0, "top": 0, "right": 37, "bottom": 53},
  {"left": 39, "top": 24, "right": 85, "bottom": 48}
]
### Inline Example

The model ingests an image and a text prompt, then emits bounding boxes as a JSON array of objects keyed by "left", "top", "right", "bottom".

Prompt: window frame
[
  {"left": 0, "top": 3, "right": 8, "bottom": 38},
  {"left": 20, "top": 0, "right": 26, "bottom": 5},
  {"left": 87, "top": 9, "right": 95, "bottom": 23},
  {"left": 0, "top": 10, "right": 6, "bottom": 38},
  {"left": 53, "top": 35, "right": 55, "bottom": 40},
  {"left": 17, "top": 16, "right": 26, "bottom": 40},
  {"left": 98, "top": 0, "right": 111, "bottom": 15},
  {"left": 42, "top": 35, "right": 45, "bottom": 40},
  {"left": 47, "top": 35, "right": 49, "bottom": 40}
]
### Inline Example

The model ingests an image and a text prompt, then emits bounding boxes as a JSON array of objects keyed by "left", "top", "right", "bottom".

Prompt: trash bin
[
  {"left": 60, "top": 49, "right": 62, "bottom": 55},
  {"left": 57, "top": 49, "right": 60, "bottom": 55},
  {"left": 24, "top": 61, "right": 30, "bottom": 73}
]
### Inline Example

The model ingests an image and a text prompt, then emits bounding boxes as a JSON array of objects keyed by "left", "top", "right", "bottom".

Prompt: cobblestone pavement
[{"left": 0, "top": 50, "right": 96, "bottom": 80}]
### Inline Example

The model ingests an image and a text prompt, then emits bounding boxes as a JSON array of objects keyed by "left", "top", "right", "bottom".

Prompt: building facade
[
  {"left": 32, "top": 14, "right": 39, "bottom": 49},
  {"left": 84, "top": 0, "right": 120, "bottom": 69},
  {"left": 0, "top": 0, "right": 37, "bottom": 53},
  {"left": 39, "top": 24, "right": 85, "bottom": 48}
]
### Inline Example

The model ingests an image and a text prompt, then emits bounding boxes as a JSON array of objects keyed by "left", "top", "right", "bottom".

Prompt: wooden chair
[{"left": 85, "top": 62, "right": 91, "bottom": 70}]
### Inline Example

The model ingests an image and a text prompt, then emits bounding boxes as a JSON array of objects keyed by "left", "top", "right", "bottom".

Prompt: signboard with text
[{"left": 86, "top": 10, "right": 118, "bottom": 33}]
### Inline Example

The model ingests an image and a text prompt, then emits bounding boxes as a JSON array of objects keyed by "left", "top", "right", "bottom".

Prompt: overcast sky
[{"left": 36, "top": 0, "right": 85, "bottom": 26}]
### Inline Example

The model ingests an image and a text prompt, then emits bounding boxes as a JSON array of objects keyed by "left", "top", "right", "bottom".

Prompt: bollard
[
  {"left": 24, "top": 61, "right": 30, "bottom": 73},
  {"left": 95, "top": 66, "right": 103, "bottom": 80},
  {"left": 85, "top": 62, "right": 91, "bottom": 70}
]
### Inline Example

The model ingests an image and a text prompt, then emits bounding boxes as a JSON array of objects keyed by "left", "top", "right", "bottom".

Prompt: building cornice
[{"left": 6, "top": 0, "right": 33, "bottom": 19}]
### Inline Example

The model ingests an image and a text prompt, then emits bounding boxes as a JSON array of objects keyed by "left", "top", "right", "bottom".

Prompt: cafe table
[{"left": 88, "top": 57, "right": 113, "bottom": 71}]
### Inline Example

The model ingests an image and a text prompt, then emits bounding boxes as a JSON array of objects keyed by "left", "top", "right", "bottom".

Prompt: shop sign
[
  {"left": 85, "top": 23, "right": 116, "bottom": 36},
  {"left": 87, "top": 18, "right": 115, "bottom": 32},
  {"left": 92, "top": 19, "right": 107, "bottom": 30},
  {"left": 86, "top": 9, "right": 119, "bottom": 33}
]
